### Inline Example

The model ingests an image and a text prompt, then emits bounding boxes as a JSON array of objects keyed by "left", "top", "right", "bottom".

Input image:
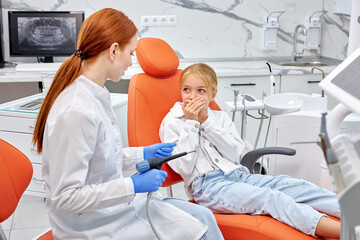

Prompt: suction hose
[{"left": 136, "top": 150, "right": 195, "bottom": 239}]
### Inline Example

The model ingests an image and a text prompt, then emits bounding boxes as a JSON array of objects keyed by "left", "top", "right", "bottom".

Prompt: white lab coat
[{"left": 42, "top": 76, "right": 206, "bottom": 240}]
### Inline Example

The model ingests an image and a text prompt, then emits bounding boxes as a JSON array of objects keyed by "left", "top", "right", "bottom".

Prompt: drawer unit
[
  {"left": 0, "top": 93, "right": 128, "bottom": 198},
  {"left": 0, "top": 115, "right": 36, "bottom": 133},
  {"left": 0, "top": 130, "right": 42, "bottom": 164},
  {"left": 0, "top": 115, "right": 44, "bottom": 197},
  {"left": 27, "top": 163, "right": 45, "bottom": 197}
]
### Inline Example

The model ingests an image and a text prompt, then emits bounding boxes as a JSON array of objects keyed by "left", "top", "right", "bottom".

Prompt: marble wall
[{"left": 1, "top": 0, "right": 350, "bottom": 63}]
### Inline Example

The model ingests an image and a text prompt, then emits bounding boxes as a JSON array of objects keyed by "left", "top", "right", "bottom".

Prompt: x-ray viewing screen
[{"left": 9, "top": 11, "right": 84, "bottom": 57}]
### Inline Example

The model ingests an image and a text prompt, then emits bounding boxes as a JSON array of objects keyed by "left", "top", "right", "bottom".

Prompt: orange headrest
[{"left": 136, "top": 37, "right": 179, "bottom": 78}]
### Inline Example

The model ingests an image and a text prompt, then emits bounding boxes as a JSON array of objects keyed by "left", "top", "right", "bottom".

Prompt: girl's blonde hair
[
  {"left": 32, "top": 8, "right": 138, "bottom": 153},
  {"left": 180, "top": 63, "right": 217, "bottom": 96}
]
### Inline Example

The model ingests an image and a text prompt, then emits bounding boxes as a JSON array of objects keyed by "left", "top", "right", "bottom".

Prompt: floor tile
[
  {"left": 4, "top": 230, "right": 10, "bottom": 240},
  {"left": 19, "top": 195, "right": 43, "bottom": 203},
  {"left": 12, "top": 197, "right": 50, "bottom": 230},
  {"left": 9, "top": 227, "right": 50, "bottom": 240},
  {"left": 1, "top": 214, "right": 14, "bottom": 231}
]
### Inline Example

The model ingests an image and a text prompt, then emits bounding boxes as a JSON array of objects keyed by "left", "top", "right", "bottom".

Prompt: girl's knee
[{"left": 198, "top": 204, "right": 214, "bottom": 215}]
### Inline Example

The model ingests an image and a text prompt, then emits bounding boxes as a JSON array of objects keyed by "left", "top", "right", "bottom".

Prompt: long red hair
[{"left": 32, "top": 8, "right": 137, "bottom": 153}]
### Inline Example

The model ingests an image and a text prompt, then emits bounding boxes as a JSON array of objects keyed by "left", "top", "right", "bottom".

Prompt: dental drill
[
  {"left": 266, "top": 62, "right": 276, "bottom": 95},
  {"left": 318, "top": 112, "right": 346, "bottom": 193},
  {"left": 135, "top": 150, "right": 196, "bottom": 240}
]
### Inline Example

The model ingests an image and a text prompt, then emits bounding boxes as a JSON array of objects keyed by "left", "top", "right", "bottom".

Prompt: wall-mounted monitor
[{"left": 8, "top": 11, "right": 84, "bottom": 62}]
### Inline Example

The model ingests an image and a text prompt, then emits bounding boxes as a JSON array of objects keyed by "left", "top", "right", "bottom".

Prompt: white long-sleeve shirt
[{"left": 159, "top": 102, "right": 248, "bottom": 192}]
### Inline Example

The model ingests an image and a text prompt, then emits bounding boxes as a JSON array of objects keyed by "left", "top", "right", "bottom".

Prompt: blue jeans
[
  {"left": 191, "top": 169, "right": 340, "bottom": 237},
  {"left": 164, "top": 197, "right": 224, "bottom": 240}
]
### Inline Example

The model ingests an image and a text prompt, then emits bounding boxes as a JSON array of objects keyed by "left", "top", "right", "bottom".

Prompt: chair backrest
[
  {"left": 0, "top": 139, "right": 33, "bottom": 222},
  {"left": 128, "top": 38, "right": 219, "bottom": 186}
]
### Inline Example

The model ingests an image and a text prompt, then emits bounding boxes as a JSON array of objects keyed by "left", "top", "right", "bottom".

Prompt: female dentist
[{"left": 32, "top": 8, "right": 222, "bottom": 240}]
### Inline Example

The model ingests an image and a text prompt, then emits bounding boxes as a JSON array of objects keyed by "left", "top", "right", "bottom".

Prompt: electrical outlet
[
  {"left": 167, "top": 15, "right": 177, "bottom": 26},
  {"left": 141, "top": 16, "right": 150, "bottom": 26},
  {"left": 141, "top": 15, "right": 177, "bottom": 27}
]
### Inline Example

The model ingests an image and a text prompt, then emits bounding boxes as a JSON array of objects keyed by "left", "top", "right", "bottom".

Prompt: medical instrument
[
  {"left": 319, "top": 44, "right": 360, "bottom": 240},
  {"left": 224, "top": 90, "right": 266, "bottom": 146},
  {"left": 318, "top": 112, "right": 360, "bottom": 239},
  {"left": 224, "top": 68, "right": 270, "bottom": 170},
  {"left": 136, "top": 150, "right": 196, "bottom": 240},
  {"left": 136, "top": 150, "right": 196, "bottom": 174},
  {"left": 318, "top": 112, "right": 346, "bottom": 192},
  {"left": 266, "top": 62, "right": 276, "bottom": 95},
  {"left": 261, "top": 61, "right": 278, "bottom": 174},
  {"left": 225, "top": 87, "right": 240, "bottom": 122}
]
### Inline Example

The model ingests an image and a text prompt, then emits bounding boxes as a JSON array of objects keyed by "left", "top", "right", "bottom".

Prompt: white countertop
[
  {"left": 0, "top": 92, "right": 128, "bottom": 118},
  {"left": 0, "top": 59, "right": 340, "bottom": 83}
]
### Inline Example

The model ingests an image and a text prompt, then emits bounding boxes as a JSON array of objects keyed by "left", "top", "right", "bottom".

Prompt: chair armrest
[{"left": 240, "top": 147, "right": 296, "bottom": 174}]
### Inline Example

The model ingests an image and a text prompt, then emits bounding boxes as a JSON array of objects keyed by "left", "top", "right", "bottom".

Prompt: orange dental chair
[
  {"left": 127, "top": 37, "right": 337, "bottom": 240},
  {"left": 0, "top": 139, "right": 53, "bottom": 240}
]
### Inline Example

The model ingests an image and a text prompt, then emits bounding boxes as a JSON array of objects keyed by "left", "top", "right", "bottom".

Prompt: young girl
[
  {"left": 32, "top": 9, "right": 222, "bottom": 240},
  {"left": 159, "top": 63, "right": 341, "bottom": 238}
]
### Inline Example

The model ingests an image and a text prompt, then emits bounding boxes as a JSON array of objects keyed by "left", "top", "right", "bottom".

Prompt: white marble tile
[
  {"left": 11, "top": 197, "right": 50, "bottom": 230},
  {"left": 2, "top": 0, "right": 349, "bottom": 62}
]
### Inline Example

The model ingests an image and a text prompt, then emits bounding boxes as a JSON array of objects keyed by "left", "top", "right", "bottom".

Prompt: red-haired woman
[{"left": 33, "top": 8, "right": 222, "bottom": 240}]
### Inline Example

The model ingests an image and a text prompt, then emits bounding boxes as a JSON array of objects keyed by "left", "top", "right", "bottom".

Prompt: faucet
[
  {"left": 292, "top": 24, "right": 307, "bottom": 61},
  {"left": 311, "top": 66, "right": 325, "bottom": 97}
]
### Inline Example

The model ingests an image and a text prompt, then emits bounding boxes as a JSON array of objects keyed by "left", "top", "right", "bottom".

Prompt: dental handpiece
[{"left": 136, "top": 150, "right": 196, "bottom": 174}]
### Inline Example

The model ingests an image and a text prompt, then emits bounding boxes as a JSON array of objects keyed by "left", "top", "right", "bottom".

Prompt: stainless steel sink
[{"left": 268, "top": 57, "right": 342, "bottom": 67}]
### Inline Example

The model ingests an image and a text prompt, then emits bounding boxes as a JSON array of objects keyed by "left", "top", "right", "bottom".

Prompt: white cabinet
[
  {"left": 216, "top": 75, "right": 274, "bottom": 108},
  {"left": 0, "top": 111, "right": 43, "bottom": 196},
  {"left": 267, "top": 112, "right": 329, "bottom": 189},
  {"left": 0, "top": 93, "right": 128, "bottom": 197},
  {"left": 268, "top": 111, "right": 360, "bottom": 190}
]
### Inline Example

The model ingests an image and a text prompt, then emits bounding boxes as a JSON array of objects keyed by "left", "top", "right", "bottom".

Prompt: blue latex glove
[
  {"left": 131, "top": 169, "right": 168, "bottom": 193},
  {"left": 143, "top": 142, "right": 176, "bottom": 160}
]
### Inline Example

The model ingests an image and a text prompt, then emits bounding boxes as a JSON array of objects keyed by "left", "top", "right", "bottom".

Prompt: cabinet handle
[
  {"left": 307, "top": 81, "right": 321, "bottom": 84},
  {"left": 33, "top": 177, "right": 44, "bottom": 183},
  {"left": 230, "top": 83, "right": 256, "bottom": 86}
]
